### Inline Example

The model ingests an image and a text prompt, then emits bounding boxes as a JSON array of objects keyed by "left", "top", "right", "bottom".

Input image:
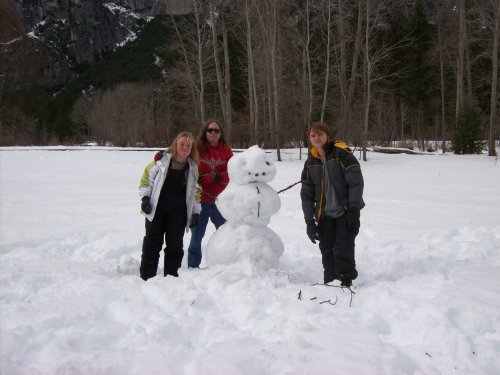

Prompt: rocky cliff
[{"left": 1, "top": 0, "right": 191, "bottom": 90}]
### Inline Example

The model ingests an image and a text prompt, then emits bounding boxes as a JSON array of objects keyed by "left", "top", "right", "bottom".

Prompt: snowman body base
[{"left": 206, "top": 222, "right": 284, "bottom": 272}]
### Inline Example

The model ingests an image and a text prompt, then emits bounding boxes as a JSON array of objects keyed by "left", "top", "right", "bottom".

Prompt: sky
[{"left": 1, "top": 146, "right": 499, "bottom": 375}]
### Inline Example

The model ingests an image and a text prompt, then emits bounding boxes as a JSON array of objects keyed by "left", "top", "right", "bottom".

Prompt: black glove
[
  {"left": 213, "top": 173, "right": 222, "bottom": 183},
  {"left": 141, "top": 197, "right": 152, "bottom": 215},
  {"left": 305, "top": 218, "right": 319, "bottom": 244},
  {"left": 345, "top": 206, "right": 360, "bottom": 232},
  {"left": 190, "top": 213, "right": 200, "bottom": 228}
]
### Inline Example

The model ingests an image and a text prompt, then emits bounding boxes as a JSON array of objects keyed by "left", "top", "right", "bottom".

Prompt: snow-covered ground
[{"left": 1, "top": 147, "right": 499, "bottom": 375}]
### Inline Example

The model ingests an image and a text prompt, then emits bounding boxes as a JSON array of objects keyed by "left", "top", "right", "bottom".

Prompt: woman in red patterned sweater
[{"left": 188, "top": 120, "right": 233, "bottom": 268}]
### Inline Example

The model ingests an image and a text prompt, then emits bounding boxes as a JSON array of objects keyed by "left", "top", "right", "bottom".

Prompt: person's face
[
  {"left": 309, "top": 130, "right": 328, "bottom": 149},
  {"left": 206, "top": 122, "right": 221, "bottom": 144},
  {"left": 176, "top": 136, "right": 193, "bottom": 159}
]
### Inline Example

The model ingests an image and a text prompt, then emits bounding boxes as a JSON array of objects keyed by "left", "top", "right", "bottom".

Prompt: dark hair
[
  {"left": 197, "top": 120, "right": 229, "bottom": 154},
  {"left": 307, "top": 122, "right": 331, "bottom": 138}
]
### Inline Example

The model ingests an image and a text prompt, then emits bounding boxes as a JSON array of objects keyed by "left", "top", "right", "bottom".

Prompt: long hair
[
  {"left": 197, "top": 120, "right": 229, "bottom": 155},
  {"left": 168, "top": 131, "right": 199, "bottom": 164}
]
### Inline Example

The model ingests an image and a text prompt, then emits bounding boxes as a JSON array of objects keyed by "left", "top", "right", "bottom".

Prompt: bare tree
[
  {"left": 488, "top": 0, "right": 499, "bottom": 156},
  {"left": 456, "top": 0, "right": 467, "bottom": 117},
  {"left": 320, "top": 0, "right": 331, "bottom": 124},
  {"left": 348, "top": 0, "right": 365, "bottom": 119},
  {"left": 210, "top": 1, "right": 232, "bottom": 142},
  {"left": 293, "top": 0, "right": 314, "bottom": 137},
  {"left": 254, "top": 0, "right": 283, "bottom": 161},
  {"left": 361, "top": 0, "right": 405, "bottom": 161},
  {"left": 168, "top": 1, "right": 212, "bottom": 126},
  {"left": 244, "top": 0, "right": 260, "bottom": 145},
  {"left": 82, "top": 83, "right": 164, "bottom": 147},
  {"left": 335, "top": 0, "right": 365, "bottom": 139},
  {"left": 438, "top": 18, "right": 447, "bottom": 153},
  {"left": 431, "top": 0, "right": 454, "bottom": 153},
  {"left": 362, "top": 0, "right": 371, "bottom": 161},
  {"left": 193, "top": 0, "right": 207, "bottom": 124}
]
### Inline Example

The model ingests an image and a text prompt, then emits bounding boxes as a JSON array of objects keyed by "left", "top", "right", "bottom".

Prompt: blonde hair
[{"left": 167, "top": 131, "right": 199, "bottom": 164}]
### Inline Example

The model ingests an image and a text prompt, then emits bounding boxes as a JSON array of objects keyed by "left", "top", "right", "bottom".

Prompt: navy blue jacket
[{"left": 300, "top": 141, "right": 365, "bottom": 221}]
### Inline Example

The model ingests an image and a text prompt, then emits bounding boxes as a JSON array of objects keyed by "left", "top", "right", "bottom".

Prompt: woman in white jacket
[{"left": 139, "top": 131, "right": 201, "bottom": 280}]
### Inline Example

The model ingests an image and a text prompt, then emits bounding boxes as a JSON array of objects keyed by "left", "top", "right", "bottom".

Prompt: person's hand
[
  {"left": 141, "top": 197, "right": 152, "bottom": 215},
  {"left": 305, "top": 218, "right": 319, "bottom": 244},
  {"left": 345, "top": 206, "right": 360, "bottom": 232},
  {"left": 190, "top": 213, "right": 200, "bottom": 228},
  {"left": 213, "top": 173, "right": 222, "bottom": 183}
]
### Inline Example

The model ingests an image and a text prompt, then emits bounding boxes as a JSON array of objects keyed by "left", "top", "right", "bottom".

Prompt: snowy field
[{"left": 1, "top": 147, "right": 499, "bottom": 375}]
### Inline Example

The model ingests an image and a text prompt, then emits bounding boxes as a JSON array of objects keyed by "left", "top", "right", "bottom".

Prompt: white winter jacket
[{"left": 139, "top": 153, "right": 201, "bottom": 232}]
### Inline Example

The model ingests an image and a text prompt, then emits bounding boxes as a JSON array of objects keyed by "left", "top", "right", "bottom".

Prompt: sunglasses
[{"left": 206, "top": 128, "right": 221, "bottom": 134}]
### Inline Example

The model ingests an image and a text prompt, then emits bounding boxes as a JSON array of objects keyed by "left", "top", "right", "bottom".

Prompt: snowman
[{"left": 205, "top": 145, "right": 284, "bottom": 272}]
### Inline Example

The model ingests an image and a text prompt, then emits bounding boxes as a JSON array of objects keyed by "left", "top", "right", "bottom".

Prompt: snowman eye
[
  {"left": 263, "top": 172, "right": 266, "bottom": 175},
  {"left": 248, "top": 172, "right": 252, "bottom": 175},
  {"left": 266, "top": 161, "right": 270, "bottom": 165}
]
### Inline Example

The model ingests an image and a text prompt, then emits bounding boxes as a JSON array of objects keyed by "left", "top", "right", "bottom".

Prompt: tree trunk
[
  {"left": 255, "top": 0, "right": 281, "bottom": 160},
  {"left": 266, "top": 59, "right": 274, "bottom": 147},
  {"left": 320, "top": 0, "right": 331, "bottom": 125},
  {"left": 346, "top": 0, "right": 364, "bottom": 129},
  {"left": 245, "top": 0, "right": 259, "bottom": 145},
  {"left": 222, "top": 13, "right": 232, "bottom": 143},
  {"left": 362, "top": 0, "right": 370, "bottom": 162},
  {"left": 171, "top": 14, "right": 202, "bottom": 124},
  {"left": 301, "top": 42, "right": 308, "bottom": 136},
  {"left": 194, "top": 2, "right": 206, "bottom": 125},
  {"left": 438, "top": 19, "right": 447, "bottom": 153},
  {"left": 305, "top": 0, "right": 313, "bottom": 128},
  {"left": 210, "top": 3, "right": 230, "bottom": 140},
  {"left": 336, "top": 0, "right": 346, "bottom": 134},
  {"left": 466, "top": 46, "right": 473, "bottom": 106},
  {"left": 489, "top": 0, "right": 499, "bottom": 156},
  {"left": 456, "top": 0, "right": 466, "bottom": 118},
  {"left": 270, "top": 1, "right": 281, "bottom": 161}
]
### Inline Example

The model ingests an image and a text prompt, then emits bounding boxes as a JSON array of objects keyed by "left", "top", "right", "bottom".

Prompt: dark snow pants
[
  {"left": 317, "top": 215, "right": 358, "bottom": 283},
  {"left": 140, "top": 209, "right": 187, "bottom": 281}
]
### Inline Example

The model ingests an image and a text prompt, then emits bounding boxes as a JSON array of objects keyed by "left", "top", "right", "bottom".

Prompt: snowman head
[{"left": 228, "top": 145, "right": 276, "bottom": 185}]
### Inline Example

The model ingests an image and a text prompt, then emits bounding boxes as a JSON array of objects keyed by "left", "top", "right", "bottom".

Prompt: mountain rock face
[{"left": 1, "top": 0, "right": 191, "bottom": 89}]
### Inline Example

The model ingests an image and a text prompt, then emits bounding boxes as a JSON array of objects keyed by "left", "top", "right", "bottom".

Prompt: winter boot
[
  {"left": 340, "top": 274, "right": 352, "bottom": 287},
  {"left": 140, "top": 256, "right": 159, "bottom": 281},
  {"left": 165, "top": 268, "right": 179, "bottom": 277},
  {"left": 323, "top": 271, "right": 337, "bottom": 284}
]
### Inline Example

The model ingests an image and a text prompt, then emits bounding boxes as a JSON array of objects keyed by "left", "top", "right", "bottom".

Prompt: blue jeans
[{"left": 187, "top": 202, "right": 226, "bottom": 267}]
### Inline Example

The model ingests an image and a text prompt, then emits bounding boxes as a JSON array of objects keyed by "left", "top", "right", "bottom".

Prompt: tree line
[{"left": 1, "top": 0, "right": 499, "bottom": 158}]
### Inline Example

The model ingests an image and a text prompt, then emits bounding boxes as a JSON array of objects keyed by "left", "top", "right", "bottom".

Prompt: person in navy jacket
[{"left": 301, "top": 122, "right": 365, "bottom": 287}]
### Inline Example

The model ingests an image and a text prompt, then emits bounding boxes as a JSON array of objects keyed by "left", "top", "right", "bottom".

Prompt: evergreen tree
[
  {"left": 385, "top": 0, "right": 437, "bottom": 114},
  {"left": 452, "top": 106, "right": 484, "bottom": 154}
]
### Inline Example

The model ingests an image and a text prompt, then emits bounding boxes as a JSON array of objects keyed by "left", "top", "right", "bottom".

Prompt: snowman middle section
[{"left": 217, "top": 181, "right": 280, "bottom": 227}]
